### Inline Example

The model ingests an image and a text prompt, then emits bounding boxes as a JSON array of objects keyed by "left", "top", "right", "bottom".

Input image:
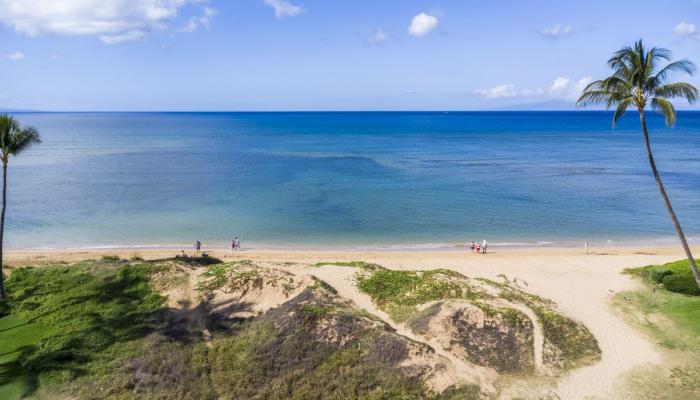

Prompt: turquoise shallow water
[{"left": 6, "top": 111, "right": 700, "bottom": 249}]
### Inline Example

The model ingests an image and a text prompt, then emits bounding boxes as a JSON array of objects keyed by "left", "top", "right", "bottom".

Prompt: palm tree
[
  {"left": 578, "top": 40, "right": 700, "bottom": 290},
  {"left": 0, "top": 115, "right": 41, "bottom": 299}
]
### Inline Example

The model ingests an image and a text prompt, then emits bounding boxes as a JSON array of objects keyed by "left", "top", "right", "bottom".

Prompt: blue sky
[{"left": 0, "top": 0, "right": 699, "bottom": 111}]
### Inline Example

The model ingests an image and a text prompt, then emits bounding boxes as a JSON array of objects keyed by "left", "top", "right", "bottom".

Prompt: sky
[{"left": 0, "top": 0, "right": 699, "bottom": 111}]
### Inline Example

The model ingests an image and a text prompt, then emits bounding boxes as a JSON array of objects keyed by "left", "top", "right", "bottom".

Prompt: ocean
[{"left": 6, "top": 111, "right": 700, "bottom": 249}]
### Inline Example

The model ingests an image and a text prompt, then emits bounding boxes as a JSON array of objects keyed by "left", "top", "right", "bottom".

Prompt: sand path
[{"left": 495, "top": 299, "right": 545, "bottom": 374}]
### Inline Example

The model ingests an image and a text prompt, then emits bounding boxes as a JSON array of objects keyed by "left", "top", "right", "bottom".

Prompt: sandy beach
[{"left": 5, "top": 244, "right": 692, "bottom": 399}]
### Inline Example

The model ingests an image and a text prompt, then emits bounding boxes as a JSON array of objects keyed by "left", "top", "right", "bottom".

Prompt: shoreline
[
  {"left": 4, "top": 242, "right": 694, "bottom": 267},
  {"left": 3, "top": 235, "right": 694, "bottom": 254}
]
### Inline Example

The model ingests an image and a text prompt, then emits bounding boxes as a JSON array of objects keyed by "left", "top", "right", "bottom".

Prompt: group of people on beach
[
  {"left": 190, "top": 237, "right": 241, "bottom": 255},
  {"left": 470, "top": 240, "right": 488, "bottom": 254}
]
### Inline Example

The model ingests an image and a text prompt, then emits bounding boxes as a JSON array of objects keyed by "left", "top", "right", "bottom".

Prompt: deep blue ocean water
[{"left": 6, "top": 111, "right": 700, "bottom": 249}]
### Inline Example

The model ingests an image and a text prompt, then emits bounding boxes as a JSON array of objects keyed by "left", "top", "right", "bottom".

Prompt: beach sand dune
[{"left": 5, "top": 245, "right": 689, "bottom": 399}]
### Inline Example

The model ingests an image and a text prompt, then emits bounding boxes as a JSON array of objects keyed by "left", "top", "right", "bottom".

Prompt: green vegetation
[
  {"left": 0, "top": 260, "right": 164, "bottom": 398},
  {"left": 537, "top": 309, "right": 601, "bottom": 369},
  {"left": 0, "top": 315, "right": 52, "bottom": 399},
  {"left": 616, "top": 281, "right": 700, "bottom": 351},
  {"left": 198, "top": 261, "right": 298, "bottom": 297},
  {"left": 198, "top": 260, "right": 255, "bottom": 291},
  {"left": 616, "top": 263, "right": 700, "bottom": 398},
  {"left": 100, "top": 255, "right": 122, "bottom": 263},
  {"left": 625, "top": 259, "right": 700, "bottom": 295},
  {"left": 313, "top": 260, "right": 385, "bottom": 271},
  {"left": 357, "top": 269, "right": 485, "bottom": 321}
]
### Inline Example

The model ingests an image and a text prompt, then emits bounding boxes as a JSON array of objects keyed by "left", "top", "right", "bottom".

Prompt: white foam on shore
[{"left": 6, "top": 235, "right": 693, "bottom": 252}]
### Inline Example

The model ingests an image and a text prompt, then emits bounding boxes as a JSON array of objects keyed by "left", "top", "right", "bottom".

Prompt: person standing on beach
[
  {"left": 231, "top": 239, "right": 236, "bottom": 253},
  {"left": 482, "top": 240, "right": 487, "bottom": 254},
  {"left": 195, "top": 240, "right": 201, "bottom": 254},
  {"left": 234, "top": 237, "right": 240, "bottom": 250}
]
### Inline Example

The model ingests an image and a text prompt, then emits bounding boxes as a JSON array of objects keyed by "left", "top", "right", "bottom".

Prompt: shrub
[
  {"left": 649, "top": 265, "right": 673, "bottom": 283},
  {"left": 662, "top": 274, "right": 700, "bottom": 296},
  {"left": 625, "top": 260, "right": 700, "bottom": 296}
]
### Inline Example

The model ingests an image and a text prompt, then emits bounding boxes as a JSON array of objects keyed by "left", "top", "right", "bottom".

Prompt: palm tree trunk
[
  {"left": 639, "top": 108, "right": 700, "bottom": 289},
  {"left": 0, "top": 161, "right": 6, "bottom": 299}
]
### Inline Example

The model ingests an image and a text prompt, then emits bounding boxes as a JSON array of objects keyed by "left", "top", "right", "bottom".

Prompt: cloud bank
[
  {"left": 475, "top": 76, "right": 591, "bottom": 100},
  {"left": 0, "top": 0, "right": 213, "bottom": 44},
  {"left": 473, "top": 84, "right": 543, "bottom": 99}
]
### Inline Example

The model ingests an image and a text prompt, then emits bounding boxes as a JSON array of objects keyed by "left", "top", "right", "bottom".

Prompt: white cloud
[
  {"left": 474, "top": 84, "right": 544, "bottom": 99},
  {"left": 408, "top": 12, "right": 438, "bottom": 37},
  {"left": 549, "top": 77, "right": 571, "bottom": 92},
  {"left": 264, "top": 0, "right": 303, "bottom": 19},
  {"left": 0, "top": 0, "right": 209, "bottom": 44},
  {"left": 182, "top": 7, "right": 217, "bottom": 32},
  {"left": 475, "top": 76, "right": 591, "bottom": 101},
  {"left": 541, "top": 23, "right": 573, "bottom": 37},
  {"left": 365, "top": 29, "right": 387, "bottom": 46},
  {"left": 673, "top": 21, "right": 698, "bottom": 37},
  {"left": 6, "top": 51, "right": 24, "bottom": 61},
  {"left": 549, "top": 76, "right": 591, "bottom": 100},
  {"left": 573, "top": 76, "right": 592, "bottom": 94}
]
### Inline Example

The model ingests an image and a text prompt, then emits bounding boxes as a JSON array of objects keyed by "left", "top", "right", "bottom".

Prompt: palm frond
[
  {"left": 612, "top": 97, "right": 634, "bottom": 127},
  {"left": 651, "top": 98, "right": 677, "bottom": 127},
  {"left": 10, "top": 127, "right": 41, "bottom": 155},
  {"left": 0, "top": 115, "right": 42, "bottom": 159},
  {"left": 650, "top": 59, "right": 696, "bottom": 86},
  {"left": 654, "top": 82, "right": 698, "bottom": 103}
]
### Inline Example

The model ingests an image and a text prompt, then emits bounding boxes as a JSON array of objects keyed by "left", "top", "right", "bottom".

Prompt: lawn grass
[
  {"left": 616, "top": 266, "right": 700, "bottom": 398},
  {"left": 616, "top": 284, "right": 700, "bottom": 350},
  {"left": 0, "top": 261, "right": 165, "bottom": 399},
  {"left": 0, "top": 315, "right": 53, "bottom": 399}
]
